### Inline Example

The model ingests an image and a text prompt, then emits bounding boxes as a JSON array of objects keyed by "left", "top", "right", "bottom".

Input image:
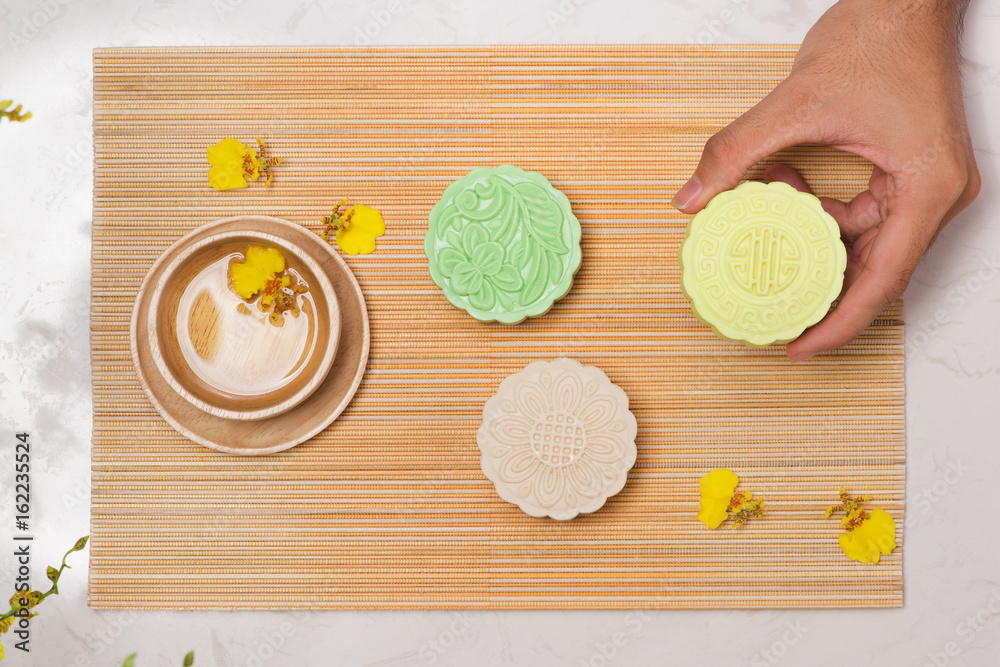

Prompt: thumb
[{"left": 672, "top": 84, "right": 815, "bottom": 213}]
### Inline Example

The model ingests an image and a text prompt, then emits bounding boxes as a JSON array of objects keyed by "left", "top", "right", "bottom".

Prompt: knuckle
[
  {"left": 776, "top": 82, "right": 824, "bottom": 120},
  {"left": 962, "top": 162, "right": 982, "bottom": 205},
  {"left": 702, "top": 128, "right": 740, "bottom": 165},
  {"left": 931, "top": 155, "right": 981, "bottom": 213},
  {"left": 937, "top": 159, "right": 969, "bottom": 201},
  {"left": 883, "top": 269, "right": 913, "bottom": 305},
  {"left": 887, "top": 275, "right": 911, "bottom": 303}
]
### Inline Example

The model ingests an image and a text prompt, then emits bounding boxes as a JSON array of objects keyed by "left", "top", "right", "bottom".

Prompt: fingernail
[
  {"left": 672, "top": 176, "right": 702, "bottom": 211},
  {"left": 789, "top": 351, "right": 815, "bottom": 363}
]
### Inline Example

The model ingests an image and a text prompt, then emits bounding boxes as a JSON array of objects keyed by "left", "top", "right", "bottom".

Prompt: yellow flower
[
  {"left": 207, "top": 137, "right": 282, "bottom": 191},
  {"left": 827, "top": 488, "right": 897, "bottom": 563},
  {"left": 322, "top": 200, "right": 385, "bottom": 255},
  {"left": 229, "top": 245, "right": 286, "bottom": 300},
  {"left": 728, "top": 491, "right": 767, "bottom": 528},
  {"left": 0, "top": 100, "right": 31, "bottom": 124},
  {"left": 229, "top": 245, "right": 296, "bottom": 307},
  {"left": 838, "top": 509, "right": 897, "bottom": 564},
  {"left": 8, "top": 589, "right": 39, "bottom": 610},
  {"left": 207, "top": 138, "right": 255, "bottom": 190},
  {"left": 228, "top": 245, "right": 300, "bottom": 323},
  {"left": 0, "top": 640, "right": 5, "bottom": 660},
  {"left": 697, "top": 468, "right": 739, "bottom": 529}
]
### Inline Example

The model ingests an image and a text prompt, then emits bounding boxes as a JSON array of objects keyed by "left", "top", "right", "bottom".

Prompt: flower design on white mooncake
[{"left": 477, "top": 358, "right": 638, "bottom": 520}]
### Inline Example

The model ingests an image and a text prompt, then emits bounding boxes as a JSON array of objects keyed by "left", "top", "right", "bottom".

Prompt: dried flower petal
[
  {"left": 728, "top": 491, "right": 767, "bottom": 529},
  {"left": 8, "top": 588, "right": 41, "bottom": 610}
]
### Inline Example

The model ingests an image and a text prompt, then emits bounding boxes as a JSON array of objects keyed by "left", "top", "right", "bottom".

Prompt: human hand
[{"left": 672, "top": 0, "right": 980, "bottom": 361}]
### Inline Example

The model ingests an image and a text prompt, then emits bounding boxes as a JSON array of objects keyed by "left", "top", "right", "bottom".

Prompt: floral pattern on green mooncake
[{"left": 425, "top": 165, "right": 582, "bottom": 324}]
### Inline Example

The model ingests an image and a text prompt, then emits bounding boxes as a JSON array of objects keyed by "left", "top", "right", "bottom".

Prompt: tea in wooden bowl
[{"left": 146, "top": 227, "right": 340, "bottom": 420}]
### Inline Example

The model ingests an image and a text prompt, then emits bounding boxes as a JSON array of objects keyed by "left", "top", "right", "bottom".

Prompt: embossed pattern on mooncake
[
  {"left": 477, "top": 358, "right": 638, "bottom": 520},
  {"left": 679, "top": 181, "right": 847, "bottom": 346},
  {"left": 425, "top": 165, "right": 582, "bottom": 324}
]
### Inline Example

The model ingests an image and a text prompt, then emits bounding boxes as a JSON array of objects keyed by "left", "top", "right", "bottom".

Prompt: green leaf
[
  {"left": 546, "top": 248, "right": 564, "bottom": 284},
  {"left": 472, "top": 242, "right": 503, "bottom": 276},
  {"left": 183, "top": 650, "right": 195, "bottom": 666},
  {"left": 72, "top": 536, "right": 90, "bottom": 552},
  {"left": 514, "top": 182, "right": 568, "bottom": 254},
  {"left": 450, "top": 262, "right": 483, "bottom": 297},
  {"left": 460, "top": 223, "right": 488, "bottom": 258},
  {"left": 122, "top": 653, "right": 136, "bottom": 667},
  {"left": 47, "top": 566, "right": 59, "bottom": 582},
  {"left": 507, "top": 236, "right": 526, "bottom": 266},
  {"left": 444, "top": 229, "right": 462, "bottom": 255},
  {"left": 468, "top": 280, "right": 496, "bottom": 311},
  {"left": 481, "top": 182, "right": 516, "bottom": 244},
  {"left": 520, "top": 241, "right": 549, "bottom": 305},
  {"left": 495, "top": 287, "right": 517, "bottom": 312},
  {"left": 435, "top": 247, "right": 465, "bottom": 278},
  {"left": 491, "top": 265, "right": 524, "bottom": 293}
]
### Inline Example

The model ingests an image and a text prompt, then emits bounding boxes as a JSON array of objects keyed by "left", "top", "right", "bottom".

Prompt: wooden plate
[{"left": 130, "top": 216, "right": 370, "bottom": 455}]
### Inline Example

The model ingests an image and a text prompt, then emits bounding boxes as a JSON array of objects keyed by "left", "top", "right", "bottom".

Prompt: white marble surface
[{"left": 1, "top": 0, "right": 999, "bottom": 665}]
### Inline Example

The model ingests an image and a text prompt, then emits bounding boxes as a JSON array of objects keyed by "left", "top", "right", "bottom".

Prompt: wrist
[
  {"left": 837, "top": 0, "right": 964, "bottom": 21},
  {"left": 832, "top": 0, "right": 966, "bottom": 46}
]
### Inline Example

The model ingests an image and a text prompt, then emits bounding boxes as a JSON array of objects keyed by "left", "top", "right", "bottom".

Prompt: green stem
[{"left": 0, "top": 537, "right": 87, "bottom": 627}]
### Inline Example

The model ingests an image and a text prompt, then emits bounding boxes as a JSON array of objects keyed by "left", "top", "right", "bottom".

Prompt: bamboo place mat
[{"left": 90, "top": 46, "right": 904, "bottom": 609}]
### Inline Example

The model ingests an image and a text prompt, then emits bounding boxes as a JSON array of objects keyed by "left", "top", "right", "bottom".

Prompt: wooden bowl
[
  {"left": 130, "top": 215, "right": 370, "bottom": 455},
  {"left": 145, "top": 224, "right": 340, "bottom": 421}
]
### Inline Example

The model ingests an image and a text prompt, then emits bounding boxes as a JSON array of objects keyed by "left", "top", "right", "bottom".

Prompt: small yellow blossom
[
  {"left": 229, "top": 246, "right": 286, "bottom": 300},
  {"left": 228, "top": 246, "right": 302, "bottom": 322},
  {"left": 8, "top": 589, "right": 40, "bottom": 610},
  {"left": 207, "top": 137, "right": 282, "bottom": 191},
  {"left": 728, "top": 491, "right": 767, "bottom": 529},
  {"left": 697, "top": 468, "right": 767, "bottom": 529},
  {"left": 826, "top": 487, "right": 897, "bottom": 563},
  {"left": 698, "top": 468, "right": 739, "bottom": 528},
  {"left": 838, "top": 509, "right": 897, "bottom": 564},
  {"left": 0, "top": 640, "right": 5, "bottom": 660},
  {"left": 322, "top": 200, "right": 385, "bottom": 255},
  {"left": 0, "top": 100, "right": 31, "bottom": 124}
]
